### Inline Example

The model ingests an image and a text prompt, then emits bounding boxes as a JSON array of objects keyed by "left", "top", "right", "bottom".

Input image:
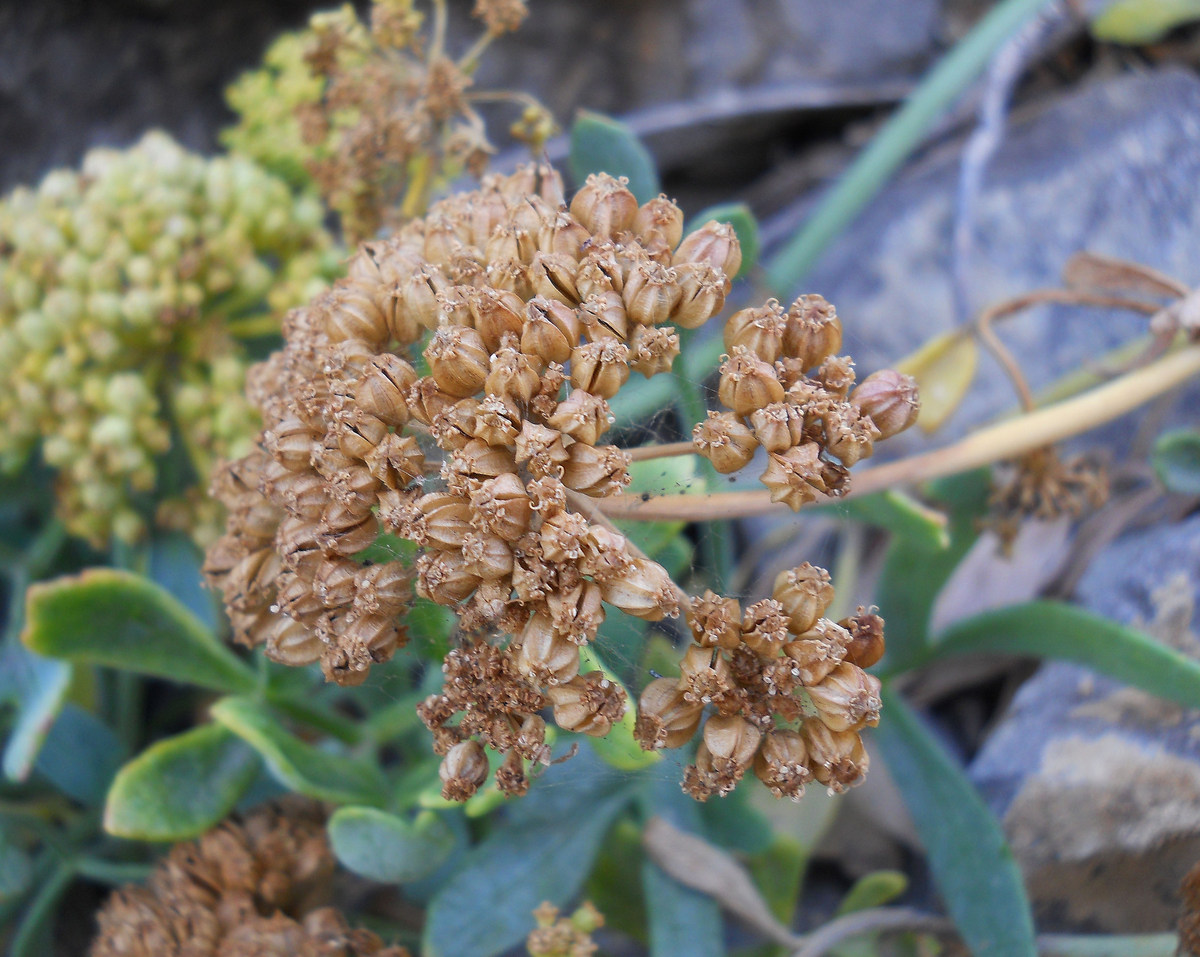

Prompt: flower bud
[
  {"left": 718, "top": 348, "right": 784, "bottom": 416},
  {"left": 850, "top": 369, "right": 920, "bottom": 439},
  {"left": 569, "top": 338, "right": 630, "bottom": 399},
  {"left": 570, "top": 173, "right": 638, "bottom": 238},
  {"left": 635, "top": 677, "right": 703, "bottom": 750},
  {"left": 772, "top": 563, "right": 834, "bottom": 633},
  {"left": 425, "top": 325, "right": 490, "bottom": 397},
  {"left": 692, "top": 410, "right": 758, "bottom": 474},
  {"left": 547, "top": 671, "right": 627, "bottom": 736},
  {"left": 754, "top": 730, "right": 813, "bottom": 799},
  {"left": 806, "top": 662, "right": 882, "bottom": 732},
  {"left": 783, "top": 294, "right": 842, "bottom": 369},
  {"left": 440, "top": 739, "right": 490, "bottom": 802},
  {"left": 673, "top": 221, "right": 741, "bottom": 285}
]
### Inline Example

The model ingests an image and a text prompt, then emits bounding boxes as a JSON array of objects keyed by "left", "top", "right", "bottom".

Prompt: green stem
[
  {"left": 265, "top": 691, "right": 363, "bottom": 746},
  {"left": 765, "top": 0, "right": 1057, "bottom": 294},
  {"left": 74, "top": 856, "right": 154, "bottom": 886},
  {"left": 8, "top": 857, "right": 75, "bottom": 957}
]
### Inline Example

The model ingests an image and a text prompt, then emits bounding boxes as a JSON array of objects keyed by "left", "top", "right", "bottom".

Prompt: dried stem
[
  {"left": 598, "top": 344, "right": 1200, "bottom": 522},
  {"left": 624, "top": 440, "right": 695, "bottom": 463}
]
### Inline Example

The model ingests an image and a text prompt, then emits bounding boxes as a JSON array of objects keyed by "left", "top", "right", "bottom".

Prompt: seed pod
[
  {"left": 461, "top": 530, "right": 514, "bottom": 581},
  {"left": 426, "top": 325, "right": 490, "bottom": 397},
  {"left": 485, "top": 222, "right": 534, "bottom": 265},
  {"left": 448, "top": 439, "right": 518, "bottom": 484},
  {"left": 741, "top": 598, "right": 790, "bottom": 656},
  {"left": 635, "top": 677, "right": 703, "bottom": 750},
  {"left": 440, "top": 739, "right": 490, "bottom": 802},
  {"left": 671, "top": 261, "right": 726, "bottom": 329},
  {"left": 840, "top": 609, "right": 885, "bottom": 669},
  {"left": 772, "top": 563, "right": 834, "bottom": 634},
  {"left": 546, "top": 580, "right": 605, "bottom": 644},
  {"left": 363, "top": 433, "right": 425, "bottom": 489},
  {"left": 515, "top": 613, "right": 580, "bottom": 685},
  {"left": 313, "top": 556, "right": 359, "bottom": 609},
  {"left": 623, "top": 259, "right": 682, "bottom": 326},
  {"left": 486, "top": 346, "right": 541, "bottom": 405},
  {"left": 317, "top": 502, "right": 379, "bottom": 556},
  {"left": 629, "top": 324, "right": 680, "bottom": 378},
  {"left": 277, "top": 514, "right": 324, "bottom": 576},
  {"left": 353, "top": 353, "right": 417, "bottom": 426},
  {"left": 405, "top": 378, "right": 456, "bottom": 426},
  {"left": 473, "top": 394, "right": 521, "bottom": 447},
  {"left": 823, "top": 405, "right": 880, "bottom": 467},
  {"left": 677, "top": 644, "right": 735, "bottom": 705},
  {"left": 703, "top": 714, "right": 761, "bottom": 772},
  {"left": 323, "top": 286, "right": 389, "bottom": 346},
  {"left": 399, "top": 267, "right": 447, "bottom": 332},
  {"left": 537, "top": 207, "right": 591, "bottom": 260},
  {"left": 754, "top": 729, "right": 813, "bottom": 799},
  {"left": 850, "top": 369, "right": 920, "bottom": 439},
  {"left": 783, "top": 294, "right": 842, "bottom": 369},
  {"left": 469, "top": 286, "right": 526, "bottom": 352},
  {"left": 802, "top": 721, "right": 868, "bottom": 793},
  {"left": 578, "top": 524, "right": 634, "bottom": 581},
  {"left": 334, "top": 412, "right": 389, "bottom": 461},
  {"left": 513, "top": 420, "right": 570, "bottom": 478},
  {"left": 718, "top": 348, "right": 784, "bottom": 416},
  {"left": 547, "top": 389, "right": 613, "bottom": 446},
  {"left": 539, "top": 508, "right": 590, "bottom": 563},
  {"left": 416, "top": 552, "right": 481, "bottom": 604},
  {"left": 562, "top": 442, "right": 631, "bottom": 497},
  {"left": 470, "top": 472, "right": 532, "bottom": 541},
  {"left": 673, "top": 220, "right": 741, "bottom": 285},
  {"left": 807, "top": 661, "right": 882, "bottom": 732},
  {"left": 265, "top": 417, "right": 319, "bottom": 472},
  {"left": 415, "top": 492, "right": 473, "bottom": 548},
  {"left": 579, "top": 290, "right": 630, "bottom": 342},
  {"left": 784, "top": 618, "right": 851, "bottom": 686},
  {"left": 693, "top": 410, "right": 758, "bottom": 474},
  {"left": 633, "top": 194, "right": 684, "bottom": 250},
  {"left": 724, "top": 300, "right": 786, "bottom": 363},
  {"left": 529, "top": 251, "right": 580, "bottom": 305},
  {"left": 600, "top": 556, "right": 679, "bottom": 620},
  {"left": 570, "top": 338, "right": 630, "bottom": 399},
  {"left": 547, "top": 672, "right": 627, "bottom": 737},
  {"left": 522, "top": 296, "right": 582, "bottom": 364},
  {"left": 570, "top": 173, "right": 638, "bottom": 238},
  {"left": 817, "top": 354, "right": 856, "bottom": 398},
  {"left": 576, "top": 244, "right": 624, "bottom": 299},
  {"left": 760, "top": 443, "right": 829, "bottom": 510},
  {"left": 749, "top": 402, "right": 806, "bottom": 454},
  {"left": 225, "top": 546, "right": 282, "bottom": 613},
  {"left": 262, "top": 615, "right": 323, "bottom": 668},
  {"left": 687, "top": 590, "right": 742, "bottom": 650}
]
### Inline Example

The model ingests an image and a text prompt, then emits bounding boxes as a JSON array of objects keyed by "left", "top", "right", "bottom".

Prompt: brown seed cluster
[
  {"left": 90, "top": 799, "right": 408, "bottom": 957},
  {"left": 526, "top": 900, "right": 603, "bottom": 957},
  {"left": 984, "top": 446, "right": 1108, "bottom": 552},
  {"left": 206, "top": 166, "right": 739, "bottom": 792},
  {"left": 636, "top": 564, "right": 884, "bottom": 801},
  {"left": 694, "top": 296, "right": 919, "bottom": 507}
]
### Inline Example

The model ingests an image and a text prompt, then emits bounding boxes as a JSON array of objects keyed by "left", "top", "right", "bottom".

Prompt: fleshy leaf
[
  {"left": 686, "top": 203, "right": 759, "bottom": 278},
  {"left": 874, "top": 685, "right": 1035, "bottom": 957},
  {"left": 423, "top": 750, "right": 633, "bottom": 957},
  {"left": 569, "top": 110, "right": 660, "bottom": 203},
  {"left": 816, "top": 488, "right": 950, "bottom": 551},
  {"left": 211, "top": 696, "right": 387, "bottom": 806},
  {"left": 835, "top": 870, "right": 909, "bottom": 915},
  {"left": 35, "top": 704, "right": 126, "bottom": 806},
  {"left": 328, "top": 807, "right": 455, "bottom": 884},
  {"left": 104, "top": 722, "right": 259, "bottom": 840},
  {"left": 148, "top": 532, "right": 218, "bottom": 632},
  {"left": 0, "top": 831, "right": 34, "bottom": 902},
  {"left": 1, "top": 642, "right": 72, "bottom": 781},
  {"left": 894, "top": 331, "right": 978, "bottom": 434},
  {"left": 931, "top": 600, "right": 1200, "bottom": 709},
  {"left": 1152, "top": 428, "right": 1200, "bottom": 495},
  {"left": 22, "top": 569, "right": 256, "bottom": 693},
  {"left": 1091, "top": 0, "right": 1200, "bottom": 42}
]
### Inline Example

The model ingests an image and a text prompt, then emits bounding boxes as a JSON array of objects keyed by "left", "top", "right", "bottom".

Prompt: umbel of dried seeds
[
  {"left": 89, "top": 799, "right": 409, "bottom": 957},
  {"left": 204, "top": 165, "right": 917, "bottom": 800}
]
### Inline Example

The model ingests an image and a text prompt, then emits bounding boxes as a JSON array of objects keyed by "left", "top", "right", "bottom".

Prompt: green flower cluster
[{"left": 0, "top": 131, "right": 340, "bottom": 547}]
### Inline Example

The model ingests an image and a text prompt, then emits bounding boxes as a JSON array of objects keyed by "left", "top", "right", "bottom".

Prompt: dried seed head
[
  {"left": 522, "top": 296, "right": 582, "bottom": 363},
  {"left": 561, "top": 442, "right": 631, "bottom": 497},
  {"left": 754, "top": 730, "right": 813, "bottom": 799},
  {"left": 802, "top": 721, "right": 868, "bottom": 793},
  {"left": 692, "top": 410, "right": 758, "bottom": 474},
  {"left": 806, "top": 662, "right": 882, "bottom": 733},
  {"left": 671, "top": 261, "right": 726, "bottom": 329},
  {"left": 817, "top": 354, "right": 856, "bottom": 398},
  {"left": 629, "top": 324, "right": 681, "bottom": 378},
  {"left": 822, "top": 405, "right": 880, "bottom": 467},
  {"left": 633, "top": 194, "right": 685, "bottom": 250},
  {"left": 772, "top": 563, "right": 835, "bottom": 634},
  {"left": 580, "top": 290, "right": 630, "bottom": 342},
  {"left": 703, "top": 714, "right": 762, "bottom": 772},
  {"left": 678, "top": 644, "right": 735, "bottom": 705},
  {"left": 741, "top": 598, "right": 791, "bottom": 657},
  {"left": 725, "top": 300, "right": 787, "bottom": 363},
  {"left": 623, "top": 259, "right": 682, "bottom": 326},
  {"left": 600, "top": 557, "right": 679, "bottom": 620},
  {"left": 547, "top": 389, "right": 613, "bottom": 446},
  {"left": 687, "top": 590, "right": 743, "bottom": 650},
  {"left": 850, "top": 369, "right": 920, "bottom": 439},
  {"left": 749, "top": 401, "right": 807, "bottom": 454},
  {"left": 469, "top": 286, "right": 527, "bottom": 352},
  {"left": 760, "top": 444, "right": 847, "bottom": 510},
  {"left": 529, "top": 251, "right": 581, "bottom": 305},
  {"left": 570, "top": 173, "right": 638, "bottom": 238},
  {"left": 440, "top": 739, "right": 490, "bottom": 801},
  {"left": 783, "top": 294, "right": 842, "bottom": 369},
  {"left": 840, "top": 608, "right": 886, "bottom": 669},
  {"left": 323, "top": 286, "right": 389, "bottom": 346},
  {"left": 718, "top": 347, "right": 785, "bottom": 417},
  {"left": 785, "top": 618, "right": 851, "bottom": 686},
  {"left": 673, "top": 220, "right": 741, "bottom": 285},
  {"left": 545, "top": 580, "right": 605, "bottom": 644},
  {"left": 635, "top": 677, "right": 704, "bottom": 750},
  {"left": 515, "top": 612, "right": 581, "bottom": 685},
  {"left": 546, "top": 671, "right": 627, "bottom": 736},
  {"left": 425, "top": 325, "right": 490, "bottom": 397},
  {"left": 470, "top": 472, "right": 532, "bottom": 540},
  {"left": 569, "top": 338, "right": 630, "bottom": 399}
]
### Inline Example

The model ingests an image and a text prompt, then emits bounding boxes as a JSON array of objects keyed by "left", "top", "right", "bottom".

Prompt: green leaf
[
  {"left": 211, "top": 696, "right": 387, "bottom": 806},
  {"left": 816, "top": 489, "right": 950, "bottom": 551},
  {"left": 875, "top": 469, "right": 991, "bottom": 674},
  {"left": 328, "top": 807, "right": 455, "bottom": 883},
  {"left": 874, "top": 685, "right": 1035, "bottom": 957},
  {"left": 894, "top": 331, "right": 979, "bottom": 434},
  {"left": 835, "top": 870, "right": 909, "bottom": 915},
  {"left": 148, "top": 532, "right": 218, "bottom": 632},
  {"left": 1, "top": 643, "right": 72, "bottom": 782},
  {"left": 931, "top": 600, "right": 1200, "bottom": 709},
  {"left": 698, "top": 783, "right": 774, "bottom": 856},
  {"left": 686, "top": 203, "right": 760, "bottom": 279},
  {"left": 423, "top": 750, "right": 633, "bottom": 957},
  {"left": 578, "top": 646, "right": 661, "bottom": 771},
  {"left": 569, "top": 110, "right": 660, "bottom": 203},
  {"left": 104, "top": 723, "right": 260, "bottom": 840},
  {"left": 35, "top": 704, "right": 126, "bottom": 806},
  {"left": 1152, "top": 428, "right": 1200, "bottom": 495},
  {"left": 613, "top": 456, "right": 704, "bottom": 563},
  {"left": 639, "top": 774, "right": 724, "bottom": 957},
  {"left": 22, "top": 569, "right": 256, "bottom": 693},
  {"left": 586, "top": 817, "right": 648, "bottom": 942},
  {"left": 1091, "top": 0, "right": 1200, "bottom": 42}
]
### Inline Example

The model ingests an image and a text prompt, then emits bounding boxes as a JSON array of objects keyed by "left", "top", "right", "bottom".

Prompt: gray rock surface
[
  {"left": 969, "top": 514, "right": 1200, "bottom": 932},
  {"left": 794, "top": 69, "right": 1200, "bottom": 441}
]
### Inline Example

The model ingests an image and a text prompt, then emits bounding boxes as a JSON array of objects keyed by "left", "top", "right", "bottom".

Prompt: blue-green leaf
[
  {"left": 1152, "top": 428, "right": 1200, "bottom": 495},
  {"left": 0, "top": 831, "right": 33, "bottom": 902},
  {"left": 22, "top": 569, "right": 256, "bottom": 693},
  {"left": 423, "top": 750, "right": 633, "bottom": 957},
  {"left": 874, "top": 685, "right": 1035, "bottom": 956},
  {"left": 328, "top": 806, "right": 455, "bottom": 884},
  {"left": 1039, "top": 933, "right": 1177, "bottom": 956},
  {"left": 35, "top": 704, "right": 126, "bottom": 806},
  {"left": 569, "top": 111, "right": 660, "bottom": 203},
  {"left": 686, "top": 203, "right": 759, "bottom": 279},
  {"left": 148, "top": 532, "right": 218, "bottom": 632},
  {"left": 931, "top": 600, "right": 1200, "bottom": 709},
  {"left": 104, "top": 722, "right": 260, "bottom": 840},
  {"left": 835, "top": 870, "right": 909, "bottom": 915},
  {"left": 1, "top": 643, "right": 72, "bottom": 782},
  {"left": 211, "top": 696, "right": 386, "bottom": 806}
]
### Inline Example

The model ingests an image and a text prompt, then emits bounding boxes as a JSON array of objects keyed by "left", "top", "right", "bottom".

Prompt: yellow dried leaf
[{"left": 894, "top": 331, "right": 978, "bottom": 434}]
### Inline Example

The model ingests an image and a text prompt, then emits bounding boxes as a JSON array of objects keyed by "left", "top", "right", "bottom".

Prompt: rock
[
  {"left": 969, "top": 514, "right": 1200, "bottom": 932},
  {"left": 790, "top": 69, "right": 1200, "bottom": 441}
]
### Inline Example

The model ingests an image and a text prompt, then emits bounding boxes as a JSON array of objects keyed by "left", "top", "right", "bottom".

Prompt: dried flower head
[
  {"left": 984, "top": 446, "right": 1108, "bottom": 552},
  {"left": 526, "top": 900, "right": 603, "bottom": 957},
  {"left": 89, "top": 799, "right": 409, "bottom": 957}
]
